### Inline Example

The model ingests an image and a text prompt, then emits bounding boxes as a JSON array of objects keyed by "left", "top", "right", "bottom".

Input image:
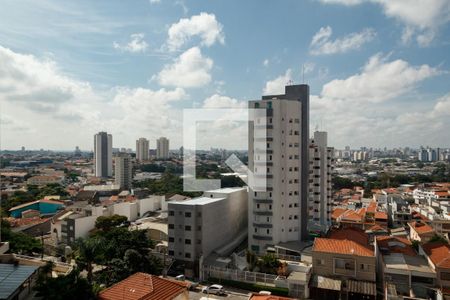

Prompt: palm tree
[{"left": 75, "top": 237, "right": 103, "bottom": 284}]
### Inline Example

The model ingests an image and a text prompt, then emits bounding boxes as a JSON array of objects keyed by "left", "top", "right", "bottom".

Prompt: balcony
[
  {"left": 253, "top": 234, "right": 272, "bottom": 241},
  {"left": 254, "top": 198, "right": 273, "bottom": 204},
  {"left": 254, "top": 211, "right": 273, "bottom": 216},
  {"left": 253, "top": 223, "right": 273, "bottom": 228}
]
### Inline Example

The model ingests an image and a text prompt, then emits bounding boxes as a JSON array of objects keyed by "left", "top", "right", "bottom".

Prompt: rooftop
[
  {"left": 172, "top": 196, "right": 226, "bottom": 206},
  {"left": 0, "top": 264, "right": 39, "bottom": 299},
  {"left": 98, "top": 272, "right": 188, "bottom": 300},
  {"left": 422, "top": 242, "right": 450, "bottom": 268},
  {"left": 313, "top": 238, "right": 374, "bottom": 257},
  {"left": 408, "top": 221, "right": 434, "bottom": 235}
]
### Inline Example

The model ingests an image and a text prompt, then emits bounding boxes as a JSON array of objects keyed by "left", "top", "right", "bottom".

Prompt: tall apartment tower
[
  {"left": 156, "top": 137, "right": 169, "bottom": 159},
  {"left": 248, "top": 84, "right": 309, "bottom": 254},
  {"left": 136, "top": 138, "right": 149, "bottom": 161},
  {"left": 114, "top": 152, "right": 133, "bottom": 190},
  {"left": 94, "top": 132, "right": 112, "bottom": 177},
  {"left": 309, "top": 131, "right": 333, "bottom": 234}
]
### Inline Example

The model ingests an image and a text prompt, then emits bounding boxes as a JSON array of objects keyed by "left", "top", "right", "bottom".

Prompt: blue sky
[{"left": 0, "top": 0, "right": 449, "bottom": 150}]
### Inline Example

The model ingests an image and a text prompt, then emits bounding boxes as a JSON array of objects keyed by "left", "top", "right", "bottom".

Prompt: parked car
[{"left": 201, "top": 284, "right": 226, "bottom": 295}]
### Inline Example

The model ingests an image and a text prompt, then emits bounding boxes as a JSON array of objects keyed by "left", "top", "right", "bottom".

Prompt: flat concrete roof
[
  {"left": 204, "top": 187, "right": 247, "bottom": 194},
  {"left": 383, "top": 253, "right": 436, "bottom": 275},
  {"left": 172, "top": 196, "right": 226, "bottom": 206}
]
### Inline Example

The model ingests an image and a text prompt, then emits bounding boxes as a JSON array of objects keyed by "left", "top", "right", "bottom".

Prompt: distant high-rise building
[
  {"left": 309, "top": 131, "right": 333, "bottom": 233},
  {"left": 94, "top": 132, "right": 112, "bottom": 177},
  {"left": 156, "top": 137, "right": 169, "bottom": 159},
  {"left": 136, "top": 138, "right": 149, "bottom": 161},
  {"left": 74, "top": 146, "right": 82, "bottom": 157},
  {"left": 248, "top": 84, "right": 310, "bottom": 254},
  {"left": 114, "top": 152, "right": 133, "bottom": 190},
  {"left": 21, "top": 146, "right": 25, "bottom": 152},
  {"left": 418, "top": 148, "right": 429, "bottom": 162}
]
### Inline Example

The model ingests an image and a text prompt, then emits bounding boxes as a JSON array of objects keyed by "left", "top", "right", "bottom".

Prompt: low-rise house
[
  {"left": 376, "top": 236, "right": 436, "bottom": 299},
  {"left": 98, "top": 272, "right": 189, "bottom": 300},
  {"left": 26, "top": 175, "right": 63, "bottom": 185},
  {"left": 421, "top": 242, "right": 450, "bottom": 298},
  {"left": 408, "top": 221, "right": 435, "bottom": 243},
  {"left": 311, "top": 227, "right": 376, "bottom": 300},
  {"left": 8, "top": 199, "right": 64, "bottom": 218}
]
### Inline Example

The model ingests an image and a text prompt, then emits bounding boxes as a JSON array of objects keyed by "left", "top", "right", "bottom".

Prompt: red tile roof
[
  {"left": 376, "top": 236, "right": 416, "bottom": 256},
  {"left": 331, "top": 208, "right": 347, "bottom": 220},
  {"left": 98, "top": 273, "right": 188, "bottom": 300},
  {"left": 408, "top": 221, "right": 434, "bottom": 235},
  {"left": 367, "top": 201, "right": 377, "bottom": 213},
  {"left": 249, "top": 293, "right": 295, "bottom": 300},
  {"left": 313, "top": 238, "right": 374, "bottom": 257},
  {"left": 374, "top": 211, "right": 388, "bottom": 220},
  {"left": 422, "top": 242, "right": 450, "bottom": 269}
]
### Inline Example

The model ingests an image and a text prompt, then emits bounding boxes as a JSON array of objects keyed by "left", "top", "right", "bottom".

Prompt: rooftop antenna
[{"left": 302, "top": 64, "right": 305, "bottom": 83}]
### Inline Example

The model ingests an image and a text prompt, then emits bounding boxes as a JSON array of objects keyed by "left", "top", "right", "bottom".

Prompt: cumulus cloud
[
  {"left": 263, "top": 69, "right": 292, "bottom": 95},
  {"left": 263, "top": 59, "right": 269, "bottom": 67},
  {"left": 318, "top": 0, "right": 450, "bottom": 46},
  {"left": 166, "top": 12, "right": 224, "bottom": 52},
  {"left": 0, "top": 45, "right": 189, "bottom": 150},
  {"left": 321, "top": 53, "right": 441, "bottom": 102},
  {"left": 113, "top": 33, "right": 149, "bottom": 53},
  {"left": 202, "top": 94, "right": 246, "bottom": 108},
  {"left": 153, "top": 47, "right": 213, "bottom": 88},
  {"left": 310, "top": 26, "right": 376, "bottom": 55}
]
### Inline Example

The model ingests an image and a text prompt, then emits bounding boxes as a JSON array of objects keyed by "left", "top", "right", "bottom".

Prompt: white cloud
[
  {"left": 304, "top": 62, "right": 316, "bottom": 74},
  {"left": 310, "top": 26, "right": 376, "bottom": 55},
  {"left": 318, "top": 0, "right": 363, "bottom": 5},
  {"left": 153, "top": 47, "right": 213, "bottom": 88},
  {"left": 113, "top": 33, "right": 149, "bottom": 53},
  {"left": 263, "top": 69, "right": 292, "bottom": 95},
  {"left": 263, "top": 59, "right": 269, "bottom": 67},
  {"left": 149, "top": 0, "right": 161, "bottom": 3},
  {"left": 321, "top": 53, "right": 441, "bottom": 102},
  {"left": 0, "top": 45, "right": 189, "bottom": 150},
  {"left": 202, "top": 94, "right": 246, "bottom": 108},
  {"left": 318, "top": 0, "right": 450, "bottom": 46},
  {"left": 166, "top": 12, "right": 224, "bottom": 52}
]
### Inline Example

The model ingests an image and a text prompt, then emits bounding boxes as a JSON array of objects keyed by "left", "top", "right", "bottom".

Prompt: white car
[{"left": 201, "top": 284, "right": 226, "bottom": 295}]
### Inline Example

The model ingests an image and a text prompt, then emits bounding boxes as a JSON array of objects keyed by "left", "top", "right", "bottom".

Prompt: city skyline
[{"left": 0, "top": 0, "right": 450, "bottom": 150}]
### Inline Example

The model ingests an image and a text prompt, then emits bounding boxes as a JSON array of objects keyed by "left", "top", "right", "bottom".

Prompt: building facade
[
  {"left": 156, "top": 137, "right": 169, "bottom": 159},
  {"left": 94, "top": 131, "right": 113, "bottom": 177},
  {"left": 167, "top": 187, "right": 248, "bottom": 276},
  {"left": 136, "top": 137, "right": 149, "bottom": 161},
  {"left": 309, "top": 131, "right": 333, "bottom": 234},
  {"left": 114, "top": 152, "right": 133, "bottom": 190},
  {"left": 248, "top": 84, "right": 309, "bottom": 254}
]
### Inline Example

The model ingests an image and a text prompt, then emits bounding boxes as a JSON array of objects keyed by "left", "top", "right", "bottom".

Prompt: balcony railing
[{"left": 253, "top": 234, "right": 272, "bottom": 241}]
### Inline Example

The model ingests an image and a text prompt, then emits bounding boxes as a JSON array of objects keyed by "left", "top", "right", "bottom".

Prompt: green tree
[
  {"left": 257, "top": 254, "right": 281, "bottom": 275},
  {"left": 75, "top": 237, "right": 104, "bottom": 284},
  {"left": 34, "top": 268, "right": 95, "bottom": 300},
  {"left": 0, "top": 219, "right": 42, "bottom": 254},
  {"left": 95, "top": 215, "right": 128, "bottom": 231}
]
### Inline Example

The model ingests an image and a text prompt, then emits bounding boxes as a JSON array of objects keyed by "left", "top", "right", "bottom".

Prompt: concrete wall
[
  {"left": 113, "top": 202, "right": 138, "bottom": 221},
  {"left": 138, "top": 195, "right": 164, "bottom": 215},
  {"left": 74, "top": 216, "right": 97, "bottom": 239},
  {"left": 312, "top": 251, "right": 376, "bottom": 282}
]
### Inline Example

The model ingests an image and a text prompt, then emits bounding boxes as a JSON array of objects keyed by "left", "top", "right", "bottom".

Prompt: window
[
  {"left": 185, "top": 225, "right": 191, "bottom": 231},
  {"left": 185, "top": 239, "right": 191, "bottom": 244},
  {"left": 441, "top": 272, "right": 450, "bottom": 281},
  {"left": 168, "top": 224, "right": 174, "bottom": 229},
  {"left": 254, "top": 228, "right": 257, "bottom": 233},
  {"left": 185, "top": 212, "right": 191, "bottom": 217},
  {"left": 169, "top": 211, "right": 174, "bottom": 216},
  {"left": 185, "top": 252, "right": 191, "bottom": 258},
  {"left": 266, "top": 229, "right": 270, "bottom": 234},
  {"left": 197, "top": 239, "right": 201, "bottom": 244},
  {"left": 197, "top": 212, "right": 202, "bottom": 217},
  {"left": 198, "top": 225, "right": 202, "bottom": 231},
  {"left": 169, "top": 237, "right": 174, "bottom": 242},
  {"left": 168, "top": 250, "right": 174, "bottom": 256},
  {"left": 316, "top": 259, "right": 325, "bottom": 265},
  {"left": 360, "top": 264, "right": 369, "bottom": 271}
]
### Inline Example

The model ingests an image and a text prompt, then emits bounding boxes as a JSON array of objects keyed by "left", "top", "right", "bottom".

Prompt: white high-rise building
[
  {"left": 114, "top": 152, "right": 133, "bottom": 190},
  {"left": 94, "top": 132, "right": 112, "bottom": 177},
  {"left": 248, "top": 84, "right": 309, "bottom": 254},
  {"left": 156, "top": 137, "right": 169, "bottom": 160},
  {"left": 136, "top": 138, "right": 149, "bottom": 161},
  {"left": 308, "top": 131, "right": 333, "bottom": 234}
]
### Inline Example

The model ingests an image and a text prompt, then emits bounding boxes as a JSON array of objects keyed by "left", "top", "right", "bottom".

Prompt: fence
[{"left": 201, "top": 265, "right": 286, "bottom": 287}]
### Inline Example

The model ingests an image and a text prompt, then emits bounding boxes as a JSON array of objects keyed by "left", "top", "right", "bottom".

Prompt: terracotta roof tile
[
  {"left": 98, "top": 272, "right": 188, "bottom": 300},
  {"left": 374, "top": 211, "right": 388, "bottom": 220},
  {"left": 376, "top": 236, "right": 416, "bottom": 256},
  {"left": 408, "top": 221, "right": 434, "bottom": 235},
  {"left": 313, "top": 238, "right": 374, "bottom": 257},
  {"left": 423, "top": 242, "right": 450, "bottom": 268},
  {"left": 331, "top": 208, "right": 347, "bottom": 220},
  {"left": 249, "top": 293, "right": 295, "bottom": 300}
]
